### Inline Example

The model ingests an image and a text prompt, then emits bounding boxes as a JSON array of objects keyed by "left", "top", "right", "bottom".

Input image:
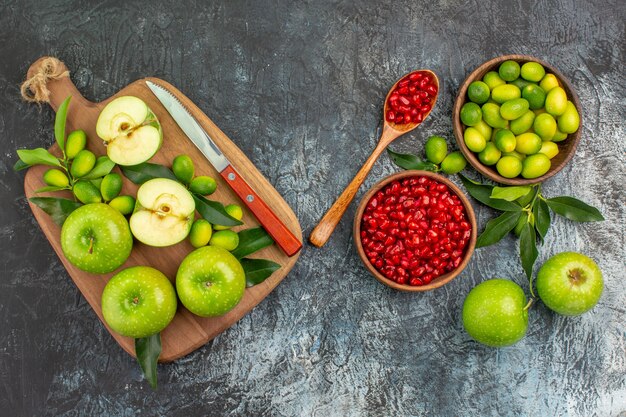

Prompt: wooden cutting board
[{"left": 22, "top": 57, "right": 302, "bottom": 362}]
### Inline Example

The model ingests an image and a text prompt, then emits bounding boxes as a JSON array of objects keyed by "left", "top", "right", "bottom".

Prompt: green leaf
[
  {"left": 519, "top": 222, "right": 538, "bottom": 280},
  {"left": 193, "top": 195, "right": 243, "bottom": 227},
  {"left": 240, "top": 258, "right": 281, "bottom": 287},
  {"left": 491, "top": 186, "right": 532, "bottom": 201},
  {"left": 15, "top": 148, "right": 62, "bottom": 170},
  {"left": 29, "top": 197, "right": 82, "bottom": 225},
  {"left": 82, "top": 156, "right": 116, "bottom": 179},
  {"left": 476, "top": 210, "right": 522, "bottom": 248},
  {"left": 121, "top": 162, "right": 177, "bottom": 184},
  {"left": 13, "top": 159, "right": 30, "bottom": 171},
  {"left": 54, "top": 96, "right": 71, "bottom": 153},
  {"left": 533, "top": 199, "right": 551, "bottom": 243},
  {"left": 231, "top": 227, "right": 274, "bottom": 259},
  {"left": 135, "top": 333, "right": 161, "bottom": 390},
  {"left": 386, "top": 148, "right": 438, "bottom": 171},
  {"left": 546, "top": 196, "right": 605, "bottom": 222},
  {"left": 516, "top": 185, "right": 538, "bottom": 208},
  {"left": 35, "top": 185, "right": 70, "bottom": 193},
  {"left": 459, "top": 174, "right": 522, "bottom": 212}
]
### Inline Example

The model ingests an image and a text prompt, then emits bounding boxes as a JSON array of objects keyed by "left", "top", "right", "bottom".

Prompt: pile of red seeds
[
  {"left": 359, "top": 176, "right": 472, "bottom": 286},
  {"left": 386, "top": 71, "right": 438, "bottom": 125}
]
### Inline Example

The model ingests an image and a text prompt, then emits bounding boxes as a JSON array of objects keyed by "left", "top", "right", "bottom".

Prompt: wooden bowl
[
  {"left": 453, "top": 54, "right": 583, "bottom": 185},
  {"left": 353, "top": 170, "right": 477, "bottom": 292}
]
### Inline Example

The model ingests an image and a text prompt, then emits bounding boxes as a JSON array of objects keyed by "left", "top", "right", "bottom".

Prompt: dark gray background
[{"left": 1, "top": 1, "right": 624, "bottom": 416}]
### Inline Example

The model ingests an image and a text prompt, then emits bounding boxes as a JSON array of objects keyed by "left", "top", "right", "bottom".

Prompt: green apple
[
  {"left": 61, "top": 203, "right": 133, "bottom": 274},
  {"left": 462, "top": 279, "right": 529, "bottom": 347},
  {"left": 101, "top": 266, "right": 177, "bottom": 338},
  {"left": 96, "top": 96, "right": 162, "bottom": 166},
  {"left": 176, "top": 246, "right": 245, "bottom": 317},
  {"left": 129, "top": 178, "right": 195, "bottom": 247},
  {"left": 536, "top": 252, "right": 603, "bottom": 316}
]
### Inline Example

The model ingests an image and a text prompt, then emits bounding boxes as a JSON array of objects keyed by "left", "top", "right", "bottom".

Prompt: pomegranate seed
[{"left": 410, "top": 278, "right": 423, "bottom": 286}]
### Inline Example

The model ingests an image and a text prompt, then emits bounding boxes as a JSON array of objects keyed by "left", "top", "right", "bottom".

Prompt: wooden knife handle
[{"left": 220, "top": 165, "right": 302, "bottom": 257}]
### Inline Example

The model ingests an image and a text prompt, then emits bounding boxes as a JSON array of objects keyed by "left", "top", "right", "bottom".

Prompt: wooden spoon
[{"left": 309, "top": 70, "right": 439, "bottom": 247}]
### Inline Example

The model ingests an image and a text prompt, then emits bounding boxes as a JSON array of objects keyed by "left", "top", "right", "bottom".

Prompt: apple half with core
[
  {"left": 176, "top": 246, "right": 245, "bottom": 317},
  {"left": 130, "top": 178, "right": 195, "bottom": 247},
  {"left": 96, "top": 96, "right": 162, "bottom": 166},
  {"left": 101, "top": 266, "right": 177, "bottom": 338},
  {"left": 536, "top": 252, "right": 603, "bottom": 316},
  {"left": 61, "top": 203, "right": 133, "bottom": 274}
]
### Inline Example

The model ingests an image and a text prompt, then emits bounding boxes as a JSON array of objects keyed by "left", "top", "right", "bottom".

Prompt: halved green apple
[
  {"left": 129, "top": 178, "right": 195, "bottom": 247},
  {"left": 96, "top": 96, "right": 162, "bottom": 166}
]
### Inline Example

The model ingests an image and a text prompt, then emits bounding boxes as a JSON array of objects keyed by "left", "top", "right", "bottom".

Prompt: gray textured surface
[{"left": 1, "top": 1, "right": 625, "bottom": 416}]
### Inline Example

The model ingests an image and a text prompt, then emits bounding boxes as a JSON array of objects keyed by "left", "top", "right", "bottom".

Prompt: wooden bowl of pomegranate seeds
[{"left": 353, "top": 171, "right": 477, "bottom": 292}]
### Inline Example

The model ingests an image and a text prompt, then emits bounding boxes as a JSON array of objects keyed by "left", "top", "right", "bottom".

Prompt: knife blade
[{"left": 146, "top": 80, "right": 302, "bottom": 257}]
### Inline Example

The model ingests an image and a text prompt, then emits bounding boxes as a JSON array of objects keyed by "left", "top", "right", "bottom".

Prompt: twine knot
[{"left": 20, "top": 57, "right": 69, "bottom": 103}]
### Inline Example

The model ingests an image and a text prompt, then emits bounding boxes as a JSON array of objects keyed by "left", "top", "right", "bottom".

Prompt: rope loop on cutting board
[{"left": 20, "top": 57, "right": 69, "bottom": 103}]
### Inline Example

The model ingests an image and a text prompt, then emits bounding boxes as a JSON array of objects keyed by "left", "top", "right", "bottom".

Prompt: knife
[{"left": 146, "top": 80, "right": 302, "bottom": 257}]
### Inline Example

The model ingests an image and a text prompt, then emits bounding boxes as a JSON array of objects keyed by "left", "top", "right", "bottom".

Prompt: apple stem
[
  {"left": 88, "top": 236, "right": 94, "bottom": 254},
  {"left": 523, "top": 298, "right": 535, "bottom": 312}
]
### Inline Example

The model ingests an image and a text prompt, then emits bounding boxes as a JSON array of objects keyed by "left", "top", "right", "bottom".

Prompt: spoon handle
[{"left": 309, "top": 140, "right": 390, "bottom": 247}]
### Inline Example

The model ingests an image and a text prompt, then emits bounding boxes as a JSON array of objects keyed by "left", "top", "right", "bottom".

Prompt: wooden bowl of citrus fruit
[{"left": 453, "top": 54, "right": 582, "bottom": 185}]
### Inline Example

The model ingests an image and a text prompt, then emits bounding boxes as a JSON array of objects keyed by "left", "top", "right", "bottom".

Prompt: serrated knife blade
[{"left": 146, "top": 81, "right": 228, "bottom": 172}]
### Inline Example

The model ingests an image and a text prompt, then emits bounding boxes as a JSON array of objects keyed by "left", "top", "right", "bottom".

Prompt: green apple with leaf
[
  {"left": 176, "top": 246, "right": 245, "bottom": 317},
  {"left": 101, "top": 266, "right": 177, "bottom": 338},
  {"left": 61, "top": 203, "right": 133, "bottom": 273},
  {"left": 463, "top": 279, "right": 530, "bottom": 347}
]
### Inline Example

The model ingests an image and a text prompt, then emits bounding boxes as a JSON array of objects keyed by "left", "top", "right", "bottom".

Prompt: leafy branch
[
  {"left": 461, "top": 174, "right": 604, "bottom": 291},
  {"left": 15, "top": 95, "right": 120, "bottom": 220}
]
